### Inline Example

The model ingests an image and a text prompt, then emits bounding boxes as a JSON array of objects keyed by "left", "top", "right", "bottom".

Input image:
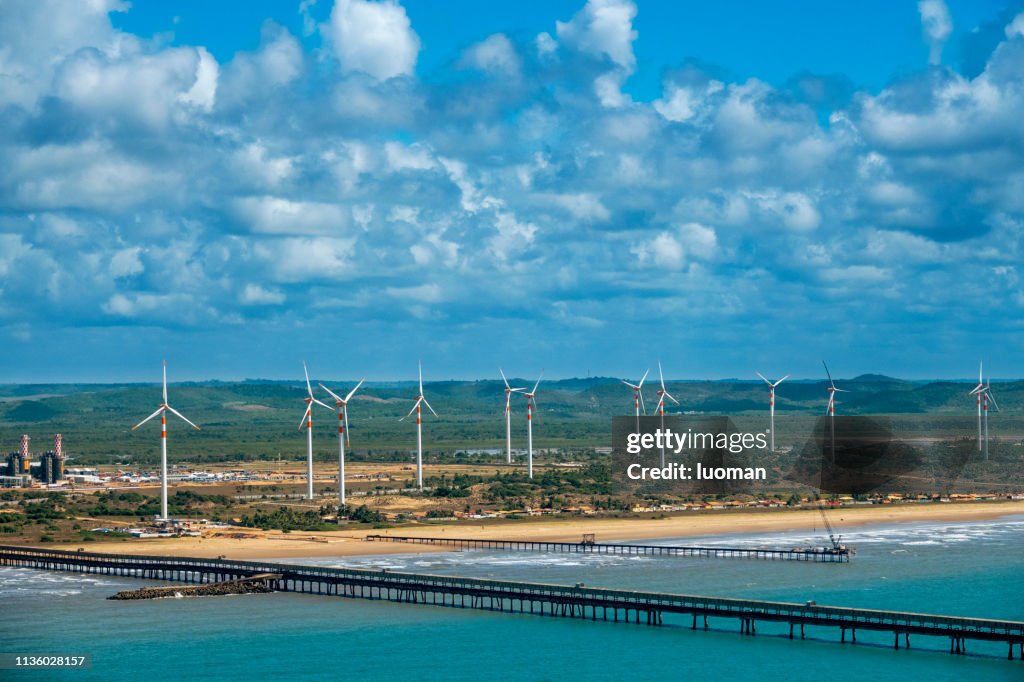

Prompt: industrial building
[{"left": 2, "top": 434, "right": 65, "bottom": 486}]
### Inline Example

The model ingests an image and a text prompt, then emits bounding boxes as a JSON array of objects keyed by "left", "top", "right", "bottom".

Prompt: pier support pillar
[
  {"left": 894, "top": 632, "right": 899, "bottom": 650},
  {"left": 789, "top": 623, "right": 793, "bottom": 639}
]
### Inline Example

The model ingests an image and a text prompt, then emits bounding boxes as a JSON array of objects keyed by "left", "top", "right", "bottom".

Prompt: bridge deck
[
  {"left": 1, "top": 545, "right": 1020, "bottom": 659},
  {"left": 365, "top": 534, "right": 852, "bottom": 562}
]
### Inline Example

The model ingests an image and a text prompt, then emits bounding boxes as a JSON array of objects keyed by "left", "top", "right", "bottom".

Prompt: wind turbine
[
  {"left": 298, "top": 362, "right": 332, "bottom": 500},
  {"left": 756, "top": 372, "right": 789, "bottom": 452},
  {"left": 622, "top": 369, "right": 650, "bottom": 433},
  {"left": 499, "top": 368, "right": 525, "bottom": 464},
  {"left": 519, "top": 371, "right": 543, "bottom": 479},
  {"left": 400, "top": 362, "right": 437, "bottom": 489},
  {"left": 822, "top": 361, "right": 847, "bottom": 464},
  {"left": 320, "top": 377, "right": 365, "bottom": 507},
  {"left": 970, "top": 367, "right": 1000, "bottom": 460},
  {"left": 653, "top": 361, "right": 679, "bottom": 467},
  {"left": 969, "top": 361, "right": 985, "bottom": 452},
  {"left": 131, "top": 360, "right": 200, "bottom": 522}
]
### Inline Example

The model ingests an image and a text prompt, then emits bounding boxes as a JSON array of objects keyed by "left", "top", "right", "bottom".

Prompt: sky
[{"left": 2, "top": 0, "right": 1024, "bottom": 383}]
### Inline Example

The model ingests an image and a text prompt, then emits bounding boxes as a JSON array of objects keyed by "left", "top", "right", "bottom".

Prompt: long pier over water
[
  {"left": 366, "top": 534, "right": 852, "bottom": 562},
  {"left": 2, "top": 545, "right": 1021, "bottom": 660}
]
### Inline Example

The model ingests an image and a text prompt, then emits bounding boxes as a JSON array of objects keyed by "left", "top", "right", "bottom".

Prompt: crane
[{"left": 818, "top": 500, "right": 843, "bottom": 551}]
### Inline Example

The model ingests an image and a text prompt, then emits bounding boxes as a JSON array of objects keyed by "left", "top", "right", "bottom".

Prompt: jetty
[
  {"left": 108, "top": 573, "right": 281, "bottom": 600},
  {"left": 1, "top": 545, "right": 1021, "bottom": 660},
  {"left": 365, "top": 534, "right": 852, "bottom": 562}
]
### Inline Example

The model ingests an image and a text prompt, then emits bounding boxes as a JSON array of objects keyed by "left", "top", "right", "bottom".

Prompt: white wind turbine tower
[
  {"left": 756, "top": 372, "right": 789, "bottom": 452},
  {"left": 499, "top": 368, "right": 525, "bottom": 464},
  {"left": 622, "top": 368, "right": 650, "bottom": 432},
  {"left": 298, "top": 362, "right": 332, "bottom": 500},
  {"left": 320, "top": 377, "right": 365, "bottom": 507},
  {"left": 653, "top": 361, "right": 679, "bottom": 467},
  {"left": 519, "top": 371, "right": 543, "bottom": 479},
  {"left": 969, "top": 361, "right": 985, "bottom": 452},
  {"left": 400, "top": 362, "right": 437, "bottom": 489},
  {"left": 131, "top": 360, "right": 200, "bottom": 522},
  {"left": 969, "top": 366, "right": 1000, "bottom": 460},
  {"left": 822, "top": 361, "right": 847, "bottom": 464}
]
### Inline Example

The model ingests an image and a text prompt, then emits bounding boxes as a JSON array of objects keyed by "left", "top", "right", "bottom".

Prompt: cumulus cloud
[
  {"left": 918, "top": 0, "right": 953, "bottom": 65},
  {"left": 1, "top": 0, "right": 1024, "bottom": 376},
  {"left": 324, "top": 0, "right": 420, "bottom": 80},
  {"left": 241, "top": 283, "right": 285, "bottom": 305},
  {"left": 460, "top": 33, "right": 520, "bottom": 77},
  {"left": 556, "top": 0, "right": 638, "bottom": 106}
]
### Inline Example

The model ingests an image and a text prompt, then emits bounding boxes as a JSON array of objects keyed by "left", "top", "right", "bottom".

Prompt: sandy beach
[{"left": 50, "top": 501, "right": 1024, "bottom": 560}]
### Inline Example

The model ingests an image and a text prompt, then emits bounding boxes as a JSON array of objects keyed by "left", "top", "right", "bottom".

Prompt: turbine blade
[
  {"left": 638, "top": 368, "right": 649, "bottom": 388},
  {"left": 313, "top": 398, "right": 333, "bottom": 410},
  {"left": 166, "top": 404, "right": 201, "bottom": 430},
  {"left": 345, "top": 408, "right": 351, "bottom": 446},
  {"left": 658, "top": 360, "right": 665, "bottom": 389},
  {"left": 422, "top": 396, "right": 438, "bottom": 417},
  {"left": 756, "top": 371, "right": 771, "bottom": 385},
  {"left": 500, "top": 367, "right": 511, "bottom": 389},
  {"left": 132, "top": 406, "right": 164, "bottom": 431},
  {"left": 639, "top": 391, "right": 646, "bottom": 415},
  {"left": 162, "top": 359, "right": 168, "bottom": 404},
  {"left": 664, "top": 391, "right": 679, "bottom": 405},
  {"left": 418, "top": 360, "right": 423, "bottom": 395},
  {"left": 303, "top": 361, "right": 313, "bottom": 396},
  {"left": 988, "top": 390, "right": 1000, "bottom": 412},
  {"left": 319, "top": 383, "right": 344, "bottom": 403},
  {"left": 298, "top": 405, "right": 311, "bottom": 430},
  {"left": 343, "top": 378, "right": 365, "bottom": 404},
  {"left": 400, "top": 398, "right": 422, "bottom": 421},
  {"left": 775, "top": 375, "right": 790, "bottom": 386},
  {"left": 531, "top": 370, "right": 544, "bottom": 395},
  {"left": 822, "top": 361, "right": 834, "bottom": 387}
]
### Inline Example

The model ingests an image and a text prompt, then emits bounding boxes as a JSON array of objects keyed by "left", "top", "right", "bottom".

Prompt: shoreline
[{"left": 47, "top": 501, "right": 1024, "bottom": 560}]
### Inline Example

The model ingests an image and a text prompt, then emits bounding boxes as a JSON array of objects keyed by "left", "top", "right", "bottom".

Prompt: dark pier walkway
[
  {"left": 366, "top": 534, "right": 852, "bottom": 562},
  {"left": 2, "top": 545, "right": 1021, "bottom": 660}
]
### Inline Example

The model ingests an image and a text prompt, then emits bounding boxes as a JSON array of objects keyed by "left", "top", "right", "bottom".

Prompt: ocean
[{"left": 2, "top": 516, "right": 1023, "bottom": 681}]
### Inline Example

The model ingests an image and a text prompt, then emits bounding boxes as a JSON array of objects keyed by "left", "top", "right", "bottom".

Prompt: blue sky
[{"left": 2, "top": 0, "right": 1024, "bottom": 383}]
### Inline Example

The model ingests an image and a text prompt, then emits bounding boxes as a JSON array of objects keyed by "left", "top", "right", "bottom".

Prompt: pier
[
  {"left": 2, "top": 545, "right": 1021, "bottom": 660},
  {"left": 366, "top": 534, "right": 852, "bottom": 562}
]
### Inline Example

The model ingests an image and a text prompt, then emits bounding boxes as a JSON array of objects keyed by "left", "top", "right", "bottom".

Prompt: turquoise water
[{"left": 2, "top": 517, "right": 1023, "bottom": 681}]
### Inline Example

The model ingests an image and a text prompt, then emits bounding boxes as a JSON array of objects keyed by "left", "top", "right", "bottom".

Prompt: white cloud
[
  {"left": 556, "top": 0, "right": 638, "bottom": 107},
  {"left": 655, "top": 80, "right": 723, "bottom": 122},
  {"left": 384, "top": 141, "right": 435, "bottom": 171},
  {"left": 54, "top": 44, "right": 218, "bottom": 127},
  {"left": 385, "top": 283, "right": 443, "bottom": 303},
  {"left": 232, "top": 196, "right": 348, "bottom": 235},
  {"left": 1006, "top": 13, "right": 1024, "bottom": 39},
  {"left": 489, "top": 212, "right": 537, "bottom": 261},
  {"left": 751, "top": 191, "right": 821, "bottom": 231},
  {"left": 460, "top": 33, "right": 520, "bottom": 76},
  {"left": 241, "top": 283, "right": 285, "bottom": 305},
  {"left": 918, "top": 0, "right": 952, "bottom": 65},
  {"left": 109, "top": 247, "right": 144, "bottom": 278},
  {"left": 537, "top": 193, "right": 610, "bottom": 222},
  {"left": 255, "top": 237, "right": 356, "bottom": 281},
  {"left": 631, "top": 223, "right": 718, "bottom": 269},
  {"left": 556, "top": 0, "right": 637, "bottom": 70},
  {"left": 325, "top": 0, "right": 420, "bottom": 80}
]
